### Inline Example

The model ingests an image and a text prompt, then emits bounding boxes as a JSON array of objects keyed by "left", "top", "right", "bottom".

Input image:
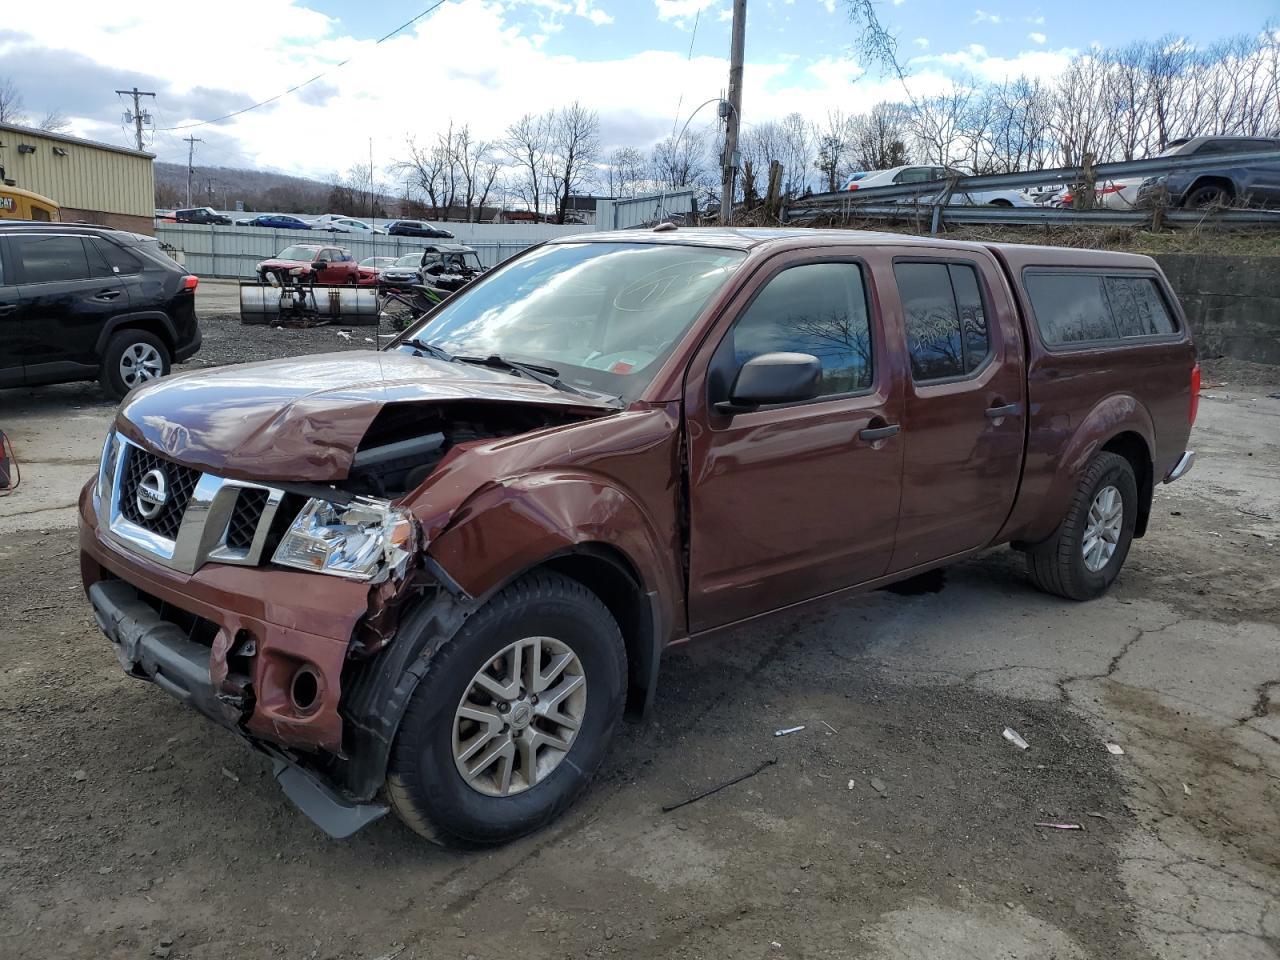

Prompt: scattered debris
[
  {"left": 1105, "top": 743, "right": 1125, "bottom": 755},
  {"left": 337, "top": 330, "right": 353, "bottom": 341},
  {"left": 661, "top": 758, "right": 777, "bottom": 813},
  {"left": 820, "top": 720, "right": 838, "bottom": 734},
  {"left": 1034, "top": 822, "right": 1083, "bottom": 830},
  {"left": 1183, "top": 782, "right": 1191, "bottom": 796},
  {"left": 1268, "top": 392, "right": 1280, "bottom": 400},
  {"left": 774, "top": 725, "right": 806, "bottom": 737},
  {"left": 847, "top": 779, "right": 856, "bottom": 790},
  {"left": 1085, "top": 812, "right": 1110, "bottom": 821},
  {"left": 1002, "top": 727, "right": 1030, "bottom": 750},
  {"left": 221, "top": 767, "right": 240, "bottom": 783},
  {"left": 870, "top": 778, "right": 887, "bottom": 794},
  {"left": 71, "top": 769, "right": 87, "bottom": 782},
  {"left": 1237, "top": 507, "right": 1273, "bottom": 520},
  {"left": 370, "top": 946, "right": 406, "bottom": 960}
]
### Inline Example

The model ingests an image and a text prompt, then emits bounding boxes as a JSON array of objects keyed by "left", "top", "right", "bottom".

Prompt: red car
[{"left": 256, "top": 243, "right": 378, "bottom": 285}]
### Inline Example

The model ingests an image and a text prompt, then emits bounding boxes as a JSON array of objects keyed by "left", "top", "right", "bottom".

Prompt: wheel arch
[
  {"left": 94, "top": 311, "right": 178, "bottom": 356},
  {"left": 1181, "top": 175, "right": 1236, "bottom": 205},
  {"left": 1101, "top": 430, "right": 1154, "bottom": 538}
]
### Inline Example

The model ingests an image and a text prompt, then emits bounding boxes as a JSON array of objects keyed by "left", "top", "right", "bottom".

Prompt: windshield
[
  {"left": 398, "top": 241, "right": 745, "bottom": 401},
  {"left": 394, "top": 254, "right": 422, "bottom": 267},
  {"left": 277, "top": 245, "right": 319, "bottom": 261}
]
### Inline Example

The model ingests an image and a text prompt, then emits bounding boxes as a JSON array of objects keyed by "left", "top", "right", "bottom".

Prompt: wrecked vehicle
[{"left": 79, "top": 228, "right": 1198, "bottom": 845}]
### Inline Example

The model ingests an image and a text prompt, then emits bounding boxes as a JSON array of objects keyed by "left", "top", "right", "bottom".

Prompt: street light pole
[{"left": 719, "top": 0, "right": 746, "bottom": 225}]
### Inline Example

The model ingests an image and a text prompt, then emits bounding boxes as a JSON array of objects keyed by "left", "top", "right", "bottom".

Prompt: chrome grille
[
  {"left": 99, "top": 435, "right": 287, "bottom": 575},
  {"left": 118, "top": 445, "right": 201, "bottom": 539}
]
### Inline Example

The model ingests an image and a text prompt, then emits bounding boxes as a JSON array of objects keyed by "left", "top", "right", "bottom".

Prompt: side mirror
[{"left": 715, "top": 352, "right": 822, "bottom": 415}]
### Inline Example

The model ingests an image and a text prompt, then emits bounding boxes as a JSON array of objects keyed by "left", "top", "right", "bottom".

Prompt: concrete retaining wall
[{"left": 1155, "top": 254, "right": 1280, "bottom": 365}]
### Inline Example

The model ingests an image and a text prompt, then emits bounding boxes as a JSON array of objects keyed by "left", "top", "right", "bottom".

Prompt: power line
[
  {"left": 115, "top": 87, "right": 156, "bottom": 151},
  {"left": 156, "top": 0, "right": 451, "bottom": 132}
]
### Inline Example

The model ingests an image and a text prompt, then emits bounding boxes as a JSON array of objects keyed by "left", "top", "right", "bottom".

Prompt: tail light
[
  {"left": 847, "top": 183, "right": 859, "bottom": 191},
  {"left": 182, "top": 275, "right": 199, "bottom": 291},
  {"left": 1189, "top": 361, "right": 1201, "bottom": 425}
]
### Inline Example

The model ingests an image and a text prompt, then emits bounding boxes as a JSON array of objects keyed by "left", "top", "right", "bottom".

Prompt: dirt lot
[{"left": 1, "top": 289, "right": 1277, "bottom": 960}]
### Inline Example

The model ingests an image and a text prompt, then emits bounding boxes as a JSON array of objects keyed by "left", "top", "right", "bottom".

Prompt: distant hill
[{"left": 154, "top": 162, "right": 394, "bottom": 216}]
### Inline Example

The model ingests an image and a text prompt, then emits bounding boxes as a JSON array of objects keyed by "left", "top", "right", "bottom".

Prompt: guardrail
[
  {"left": 789, "top": 148, "right": 1280, "bottom": 208},
  {"left": 786, "top": 203, "right": 1280, "bottom": 228}
]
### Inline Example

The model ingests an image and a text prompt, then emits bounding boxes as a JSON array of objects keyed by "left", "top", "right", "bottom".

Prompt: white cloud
[
  {"left": 892, "top": 0, "right": 906, "bottom": 5},
  {"left": 1026, "top": 14, "right": 1045, "bottom": 25},
  {"left": 654, "top": 0, "right": 719, "bottom": 24},
  {"left": 913, "top": 37, "right": 930, "bottom": 49},
  {"left": 913, "top": 43, "right": 1076, "bottom": 83},
  {"left": 973, "top": 8, "right": 1002, "bottom": 24},
  {"left": 1028, "top": 32, "right": 1046, "bottom": 44},
  {"left": 821, "top": 0, "right": 836, "bottom": 12}
]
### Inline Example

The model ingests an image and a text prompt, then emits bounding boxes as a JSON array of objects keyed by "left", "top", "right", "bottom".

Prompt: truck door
[
  {"left": 887, "top": 255, "right": 1026, "bottom": 572},
  {"left": 684, "top": 252, "right": 905, "bottom": 633}
]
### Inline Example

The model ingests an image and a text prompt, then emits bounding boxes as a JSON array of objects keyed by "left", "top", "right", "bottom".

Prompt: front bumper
[{"left": 85, "top": 573, "right": 388, "bottom": 837}]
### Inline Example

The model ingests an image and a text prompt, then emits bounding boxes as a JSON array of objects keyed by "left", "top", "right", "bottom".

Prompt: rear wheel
[
  {"left": 1026, "top": 451, "right": 1137, "bottom": 601},
  {"left": 387, "top": 571, "right": 627, "bottom": 846},
  {"left": 100, "top": 330, "right": 171, "bottom": 399}
]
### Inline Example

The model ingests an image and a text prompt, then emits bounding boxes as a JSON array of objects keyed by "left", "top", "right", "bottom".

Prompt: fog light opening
[{"left": 290, "top": 666, "right": 321, "bottom": 714}]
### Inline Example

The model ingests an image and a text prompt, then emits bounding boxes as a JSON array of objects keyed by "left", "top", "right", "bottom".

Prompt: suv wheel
[
  {"left": 1185, "top": 182, "right": 1232, "bottom": 208},
  {"left": 101, "top": 330, "right": 171, "bottom": 399},
  {"left": 1025, "top": 451, "right": 1138, "bottom": 601},
  {"left": 387, "top": 571, "right": 627, "bottom": 846}
]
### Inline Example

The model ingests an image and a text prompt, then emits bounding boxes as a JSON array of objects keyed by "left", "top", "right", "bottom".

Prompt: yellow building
[{"left": 0, "top": 122, "right": 154, "bottom": 234}]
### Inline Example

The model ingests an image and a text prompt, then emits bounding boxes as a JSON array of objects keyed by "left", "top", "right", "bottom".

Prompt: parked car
[
  {"left": 378, "top": 243, "right": 485, "bottom": 291},
  {"left": 1126, "top": 135, "right": 1280, "bottom": 209},
  {"left": 309, "top": 214, "right": 388, "bottom": 235},
  {"left": 0, "top": 222, "right": 201, "bottom": 398},
  {"left": 845, "top": 165, "right": 1032, "bottom": 206},
  {"left": 361, "top": 256, "right": 398, "bottom": 271},
  {"left": 236, "top": 214, "right": 312, "bottom": 230},
  {"left": 255, "top": 243, "right": 370, "bottom": 285},
  {"left": 80, "top": 227, "right": 1196, "bottom": 846},
  {"left": 385, "top": 219, "right": 455, "bottom": 239},
  {"left": 173, "top": 207, "right": 232, "bottom": 225}
]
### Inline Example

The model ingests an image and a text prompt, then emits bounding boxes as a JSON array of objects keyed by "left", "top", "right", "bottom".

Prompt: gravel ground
[{"left": 0, "top": 304, "right": 1277, "bottom": 960}]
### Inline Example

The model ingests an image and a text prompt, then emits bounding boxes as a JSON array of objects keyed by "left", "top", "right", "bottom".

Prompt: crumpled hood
[{"left": 115, "top": 350, "right": 611, "bottom": 482}]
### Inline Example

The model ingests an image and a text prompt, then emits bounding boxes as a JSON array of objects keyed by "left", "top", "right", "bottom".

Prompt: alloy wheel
[
  {"left": 119, "top": 343, "right": 164, "bottom": 388},
  {"left": 1082, "top": 484, "right": 1123, "bottom": 572}
]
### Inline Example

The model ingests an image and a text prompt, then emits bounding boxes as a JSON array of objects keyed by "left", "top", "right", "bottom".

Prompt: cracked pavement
[{"left": 0, "top": 336, "right": 1277, "bottom": 959}]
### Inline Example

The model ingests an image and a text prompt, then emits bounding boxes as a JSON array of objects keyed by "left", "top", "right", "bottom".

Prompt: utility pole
[
  {"left": 114, "top": 87, "right": 156, "bottom": 151},
  {"left": 184, "top": 135, "right": 203, "bottom": 207},
  {"left": 719, "top": 0, "right": 746, "bottom": 225}
]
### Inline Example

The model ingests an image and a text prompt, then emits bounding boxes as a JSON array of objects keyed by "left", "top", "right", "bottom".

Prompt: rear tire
[
  {"left": 1184, "top": 182, "right": 1232, "bottom": 208},
  {"left": 1026, "top": 451, "right": 1137, "bottom": 601},
  {"left": 100, "top": 330, "right": 171, "bottom": 400},
  {"left": 387, "top": 571, "right": 627, "bottom": 846}
]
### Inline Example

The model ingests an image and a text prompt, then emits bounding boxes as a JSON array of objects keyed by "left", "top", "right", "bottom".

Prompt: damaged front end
[{"left": 82, "top": 367, "right": 612, "bottom": 837}]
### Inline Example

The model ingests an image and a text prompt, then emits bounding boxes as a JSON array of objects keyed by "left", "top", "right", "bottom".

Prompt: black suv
[
  {"left": 174, "top": 207, "right": 232, "bottom": 225},
  {"left": 385, "top": 219, "right": 455, "bottom": 238},
  {"left": 1137, "top": 136, "right": 1280, "bottom": 207},
  {"left": 0, "top": 223, "right": 202, "bottom": 399}
]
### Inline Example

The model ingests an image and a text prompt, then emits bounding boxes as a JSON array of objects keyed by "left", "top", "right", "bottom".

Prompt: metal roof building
[{"left": 0, "top": 123, "right": 155, "bottom": 234}]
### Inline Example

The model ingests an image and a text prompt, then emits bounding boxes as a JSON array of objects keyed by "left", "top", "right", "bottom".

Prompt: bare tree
[
  {"left": 650, "top": 126, "right": 712, "bottom": 192},
  {"left": 0, "top": 77, "right": 26, "bottom": 124},
  {"left": 452, "top": 125, "right": 501, "bottom": 221},
  {"left": 849, "top": 102, "right": 910, "bottom": 171},
  {"left": 394, "top": 132, "right": 457, "bottom": 218},
  {"left": 503, "top": 112, "right": 551, "bottom": 217},
  {"left": 546, "top": 101, "right": 600, "bottom": 223},
  {"left": 779, "top": 112, "right": 814, "bottom": 196},
  {"left": 605, "top": 146, "right": 647, "bottom": 198},
  {"left": 37, "top": 109, "right": 71, "bottom": 134},
  {"left": 813, "top": 110, "right": 853, "bottom": 193}
]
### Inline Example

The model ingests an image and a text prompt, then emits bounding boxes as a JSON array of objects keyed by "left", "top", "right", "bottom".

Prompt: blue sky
[{"left": 2, "top": 0, "right": 1276, "bottom": 175}]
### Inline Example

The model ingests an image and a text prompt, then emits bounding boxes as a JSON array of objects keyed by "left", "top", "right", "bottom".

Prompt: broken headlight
[{"left": 272, "top": 497, "right": 417, "bottom": 582}]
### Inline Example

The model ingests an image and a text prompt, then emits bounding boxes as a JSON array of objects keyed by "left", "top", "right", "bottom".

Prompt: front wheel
[
  {"left": 100, "top": 330, "right": 171, "bottom": 399},
  {"left": 1026, "top": 451, "right": 1137, "bottom": 601},
  {"left": 387, "top": 571, "right": 627, "bottom": 846}
]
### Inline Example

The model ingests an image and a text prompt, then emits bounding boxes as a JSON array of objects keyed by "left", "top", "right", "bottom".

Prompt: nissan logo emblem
[{"left": 135, "top": 467, "right": 169, "bottom": 519}]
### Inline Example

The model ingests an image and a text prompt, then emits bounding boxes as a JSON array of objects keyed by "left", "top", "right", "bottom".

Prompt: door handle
[
  {"left": 858, "top": 423, "right": 901, "bottom": 442},
  {"left": 985, "top": 402, "right": 1021, "bottom": 419},
  {"left": 94, "top": 289, "right": 122, "bottom": 301}
]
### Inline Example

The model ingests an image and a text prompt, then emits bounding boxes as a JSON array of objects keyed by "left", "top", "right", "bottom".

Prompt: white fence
[
  {"left": 596, "top": 190, "right": 699, "bottom": 230},
  {"left": 157, "top": 222, "right": 595, "bottom": 279}
]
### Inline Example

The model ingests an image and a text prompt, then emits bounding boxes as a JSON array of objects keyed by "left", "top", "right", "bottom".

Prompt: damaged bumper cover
[{"left": 78, "top": 485, "right": 424, "bottom": 837}]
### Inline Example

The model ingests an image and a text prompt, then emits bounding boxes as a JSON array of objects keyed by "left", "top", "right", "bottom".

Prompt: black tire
[
  {"left": 1026, "top": 451, "right": 1138, "bottom": 601},
  {"left": 387, "top": 571, "right": 627, "bottom": 846},
  {"left": 99, "top": 329, "right": 171, "bottom": 400},
  {"left": 1184, "top": 182, "right": 1232, "bottom": 208}
]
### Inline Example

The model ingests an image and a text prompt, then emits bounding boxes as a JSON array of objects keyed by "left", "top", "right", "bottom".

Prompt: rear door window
[
  {"left": 723, "top": 261, "right": 874, "bottom": 398},
  {"left": 13, "top": 235, "right": 92, "bottom": 283},
  {"left": 894, "top": 261, "right": 992, "bottom": 381}
]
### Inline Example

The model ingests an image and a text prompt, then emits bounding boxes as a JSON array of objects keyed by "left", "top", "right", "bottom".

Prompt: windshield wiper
[
  {"left": 402, "top": 336, "right": 455, "bottom": 363},
  {"left": 455, "top": 354, "right": 619, "bottom": 406}
]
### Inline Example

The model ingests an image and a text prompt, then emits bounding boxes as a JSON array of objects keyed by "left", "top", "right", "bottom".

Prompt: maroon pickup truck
[{"left": 80, "top": 228, "right": 1197, "bottom": 845}]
